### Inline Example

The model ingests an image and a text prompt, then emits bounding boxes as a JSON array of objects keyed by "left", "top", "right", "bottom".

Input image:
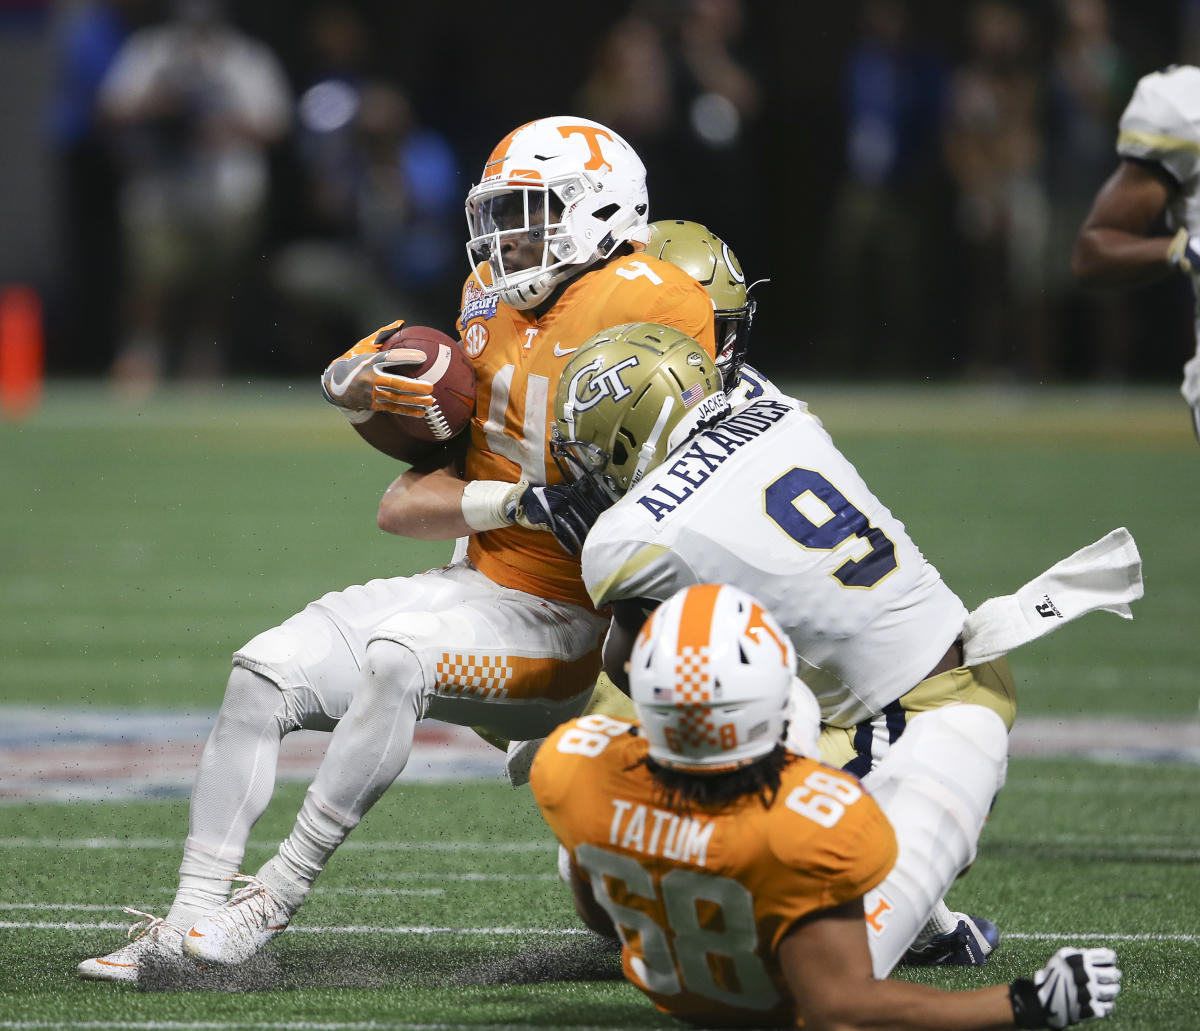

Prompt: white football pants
[
  {"left": 171, "top": 561, "right": 605, "bottom": 922},
  {"left": 857, "top": 704, "right": 1009, "bottom": 977}
]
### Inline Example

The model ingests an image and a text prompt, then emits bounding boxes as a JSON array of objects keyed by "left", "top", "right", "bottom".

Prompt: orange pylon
[{"left": 0, "top": 284, "right": 45, "bottom": 420}]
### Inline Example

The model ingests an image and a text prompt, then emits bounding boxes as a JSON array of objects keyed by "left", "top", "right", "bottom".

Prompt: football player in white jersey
[
  {"left": 537, "top": 322, "right": 1018, "bottom": 967},
  {"left": 1073, "top": 64, "right": 1200, "bottom": 439}
]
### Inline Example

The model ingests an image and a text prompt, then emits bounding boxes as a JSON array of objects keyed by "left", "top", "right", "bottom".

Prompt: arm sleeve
[{"left": 1117, "top": 70, "right": 1200, "bottom": 186}]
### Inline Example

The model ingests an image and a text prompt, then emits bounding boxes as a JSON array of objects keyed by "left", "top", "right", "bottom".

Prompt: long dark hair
[{"left": 630, "top": 744, "right": 798, "bottom": 817}]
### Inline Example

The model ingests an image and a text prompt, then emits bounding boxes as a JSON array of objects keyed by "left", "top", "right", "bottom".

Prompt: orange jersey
[
  {"left": 456, "top": 255, "right": 715, "bottom": 608},
  {"left": 330, "top": 255, "right": 713, "bottom": 609},
  {"left": 531, "top": 716, "right": 897, "bottom": 1028}
]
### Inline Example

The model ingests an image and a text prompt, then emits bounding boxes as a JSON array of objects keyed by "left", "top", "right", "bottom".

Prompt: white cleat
[
  {"left": 77, "top": 908, "right": 187, "bottom": 982},
  {"left": 182, "top": 875, "right": 295, "bottom": 965}
]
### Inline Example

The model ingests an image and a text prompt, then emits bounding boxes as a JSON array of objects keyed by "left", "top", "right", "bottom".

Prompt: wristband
[
  {"left": 461, "top": 479, "right": 523, "bottom": 532},
  {"left": 1009, "top": 978, "right": 1045, "bottom": 1029}
]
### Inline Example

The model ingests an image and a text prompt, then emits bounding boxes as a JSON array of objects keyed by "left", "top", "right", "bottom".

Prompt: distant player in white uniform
[
  {"left": 537, "top": 321, "right": 1018, "bottom": 967},
  {"left": 1073, "top": 64, "right": 1200, "bottom": 439}
]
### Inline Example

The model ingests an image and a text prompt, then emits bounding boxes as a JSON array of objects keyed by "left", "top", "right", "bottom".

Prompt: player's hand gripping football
[
  {"left": 321, "top": 329, "right": 435, "bottom": 418},
  {"left": 1010, "top": 948, "right": 1121, "bottom": 1028}
]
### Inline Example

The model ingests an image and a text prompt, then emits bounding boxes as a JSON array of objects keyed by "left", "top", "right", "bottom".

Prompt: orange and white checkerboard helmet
[
  {"left": 630, "top": 583, "right": 796, "bottom": 773},
  {"left": 464, "top": 116, "right": 650, "bottom": 310}
]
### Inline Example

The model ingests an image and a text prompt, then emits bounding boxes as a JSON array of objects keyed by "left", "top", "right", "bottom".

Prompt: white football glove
[
  {"left": 1010, "top": 948, "right": 1122, "bottom": 1029},
  {"left": 1167, "top": 226, "right": 1200, "bottom": 275},
  {"left": 321, "top": 347, "right": 435, "bottom": 418}
]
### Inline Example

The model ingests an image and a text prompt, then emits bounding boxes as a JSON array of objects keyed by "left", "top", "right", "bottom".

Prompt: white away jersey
[
  {"left": 581, "top": 396, "right": 967, "bottom": 727},
  {"left": 1118, "top": 66, "right": 1200, "bottom": 234}
]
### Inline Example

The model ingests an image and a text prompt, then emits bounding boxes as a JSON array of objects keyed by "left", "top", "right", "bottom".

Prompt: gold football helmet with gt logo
[
  {"left": 552, "top": 322, "right": 727, "bottom": 516},
  {"left": 644, "top": 220, "right": 761, "bottom": 387}
]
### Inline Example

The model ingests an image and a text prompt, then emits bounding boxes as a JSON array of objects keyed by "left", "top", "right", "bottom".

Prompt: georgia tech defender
[
  {"left": 554, "top": 325, "right": 1009, "bottom": 741},
  {"left": 536, "top": 322, "right": 1016, "bottom": 967},
  {"left": 79, "top": 116, "right": 715, "bottom": 981},
  {"left": 1074, "top": 64, "right": 1200, "bottom": 440},
  {"left": 531, "top": 584, "right": 1121, "bottom": 1030}
]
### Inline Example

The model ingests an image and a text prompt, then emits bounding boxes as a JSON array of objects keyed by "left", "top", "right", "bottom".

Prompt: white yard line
[
  {"left": 0, "top": 921, "right": 590, "bottom": 935},
  {"left": 0, "top": 1023, "right": 649, "bottom": 1031},
  {"left": 2, "top": 835, "right": 1197, "bottom": 858},
  {"left": 4, "top": 919, "right": 1197, "bottom": 942},
  {"left": 0, "top": 837, "right": 554, "bottom": 852}
]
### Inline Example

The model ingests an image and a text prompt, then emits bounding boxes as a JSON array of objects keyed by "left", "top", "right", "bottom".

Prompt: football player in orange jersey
[
  {"left": 532, "top": 583, "right": 1122, "bottom": 1031},
  {"left": 78, "top": 115, "right": 716, "bottom": 981}
]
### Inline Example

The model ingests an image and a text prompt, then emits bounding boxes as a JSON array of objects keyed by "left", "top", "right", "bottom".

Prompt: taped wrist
[
  {"left": 461, "top": 479, "right": 525, "bottom": 532},
  {"left": 1009, "top": 978, "right": 1046, "bottom": 1029}
]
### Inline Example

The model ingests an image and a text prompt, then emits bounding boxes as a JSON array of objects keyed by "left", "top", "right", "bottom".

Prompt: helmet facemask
[
  {"left": 714, "top": 291, "right": 757, "bottom": 387},
  {"left": 548, "top": 433, "right": 623, "bottom": 531},
  {"left": 465, "top": 180, "right": 584, "bottom": 310}
]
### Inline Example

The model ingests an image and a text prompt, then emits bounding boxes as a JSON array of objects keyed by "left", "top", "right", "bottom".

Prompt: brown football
[{"left": 379, "top": 325, "right": 475, "bottom": 443}]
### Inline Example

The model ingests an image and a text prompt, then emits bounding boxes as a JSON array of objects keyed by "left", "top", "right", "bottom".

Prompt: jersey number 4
[{"left": 764, "top": 467, "right": 898, "bottom": 588}]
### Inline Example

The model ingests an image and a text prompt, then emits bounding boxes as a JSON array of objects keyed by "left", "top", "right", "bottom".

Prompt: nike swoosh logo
[
  {"left": 553, "top": 343, "right": 578, "bottom": 357},
  {"left": 325, "top": 354, "right": 375, "bottom": 397},
  {"left": 187, "top": 928, "right": 205, "bottom": 937}
]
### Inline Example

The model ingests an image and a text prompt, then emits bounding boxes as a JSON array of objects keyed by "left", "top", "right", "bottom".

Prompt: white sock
[
  {"left": 271, "top": 790, "right": 357, "bottom": 897},
  {"left": 913, "top": 900, "right": 961, "bottom": 947},
  {"left": 167, "top": 839, "right": 240, "bottom": 928}
]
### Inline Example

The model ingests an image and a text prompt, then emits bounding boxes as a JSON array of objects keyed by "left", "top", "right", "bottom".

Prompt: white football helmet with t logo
[
  {"left": 630, "top": 583, "right": 796, "bottom": 772},
  {"left": 465, "top": 116, "right": 650, "bottom": 310}
]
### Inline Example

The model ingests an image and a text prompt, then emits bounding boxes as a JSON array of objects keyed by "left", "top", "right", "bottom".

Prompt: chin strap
[{"left": 630, "top": 396, "right": 676, "bottom": 488}]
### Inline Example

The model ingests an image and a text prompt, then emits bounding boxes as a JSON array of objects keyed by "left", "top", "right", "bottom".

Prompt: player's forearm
[
  {"left": 798, "top": 981, "right": 1016, "bottom": 1031},
  {"left": 378, "top": 469, "right": 539, "bottom": 540},
  {"left": 378, "top": 467, "right": 472, "bottom": 539},
  {"left": 1072, "top": 227, "right": 1175, "bottom": 288}
]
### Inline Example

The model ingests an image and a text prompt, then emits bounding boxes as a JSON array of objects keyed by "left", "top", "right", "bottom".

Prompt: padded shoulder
[
  {"left": 765, "top": 760, "right": 897, "bottom": 913},
  {"left": 1118, "top": 67, "right": 1200, "bottom": 184}
]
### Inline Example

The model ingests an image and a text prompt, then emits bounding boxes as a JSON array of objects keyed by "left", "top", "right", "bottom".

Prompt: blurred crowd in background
[{"left": 2, "top": 0, "right": 1198, "bottom": 392}]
